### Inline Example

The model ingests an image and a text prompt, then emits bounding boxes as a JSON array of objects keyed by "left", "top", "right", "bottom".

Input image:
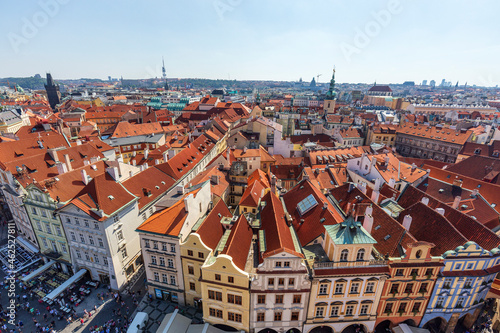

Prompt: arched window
[
  {"left": 340, "top": 249, "right": 349, "bottom": 262},
  {"left": 356, "top": 249, "right": 365, "bottom": 261}
]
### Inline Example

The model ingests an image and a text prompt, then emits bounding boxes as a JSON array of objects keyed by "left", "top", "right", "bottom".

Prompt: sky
[{"left": 1, "top": 0, "right": 499, "bottom": 86}]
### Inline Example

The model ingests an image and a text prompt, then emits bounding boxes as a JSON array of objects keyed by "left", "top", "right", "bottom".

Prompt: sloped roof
[
  {"left": 196, "top": 200, "right": 232, "bottom": 250},
  {"left": 221, "top": 215, "right": 253, "bottom": 271}
]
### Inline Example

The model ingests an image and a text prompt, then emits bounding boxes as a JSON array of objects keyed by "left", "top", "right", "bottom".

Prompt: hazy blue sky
[{"left": 1, "top": 0, "right": 499, "bottom": 85}]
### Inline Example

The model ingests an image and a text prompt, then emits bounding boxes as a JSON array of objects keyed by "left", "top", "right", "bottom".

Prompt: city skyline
[{"left": 1, "top": 0, "right": 499, "bottom": 86}]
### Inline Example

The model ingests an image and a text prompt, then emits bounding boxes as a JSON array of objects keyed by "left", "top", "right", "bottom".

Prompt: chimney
[
  {"left": 388, "top": 177, "right": 396, "bottom": 188},
  {"left": 144, "top": 148, "right": 149, "bottom": 159},
  {"left": 348, "top": 182, "right": 354, "bottom": 193},
  {"left": 363, "top": 214, "right": 374, "bottom": 234},
  {"left": 452, "top": 196, "right": 461, "bottom": 209},
  {"left": 384, "top": 156, "right": 390, "bottom": 166},
  {"left": 421, "top": 197, "right": 429, "bottom": 206},
  {"left": 163, "top": 152, "right": 168, "bottom": 162},
  {"left": 357, "top": 182, "right": 367, "bottom": 194},
  {"left": 243, "top": 146, "right": 247, "bottom": 153},
  {"left": 155, "top": 159, "right": 160, "bottom": 165},
  {"left": 365, "top": 205, "right": 373, "bottom": 216},
  {"left": 452, "top": 177, "right": 463, "bottom": 187},
  {"left": 402, "top": 215, "right": 412, "bottom": 230},
  {"left": 371, "top": 190, "right": 380, "bottom": 204},
  {"left": 81, "top": 169, "right": 89, "bottom": 185},
  {"left": 303, "top": 172, "right": 309, "bottom": 181},
  {"left": 471, "top": 188, "right": 479, "bottom": 197},
  {"left": 374, "top": 178, "right": 381, "bottom": 191},
  {"left": 368, "top": 157, "right": 377, "bottom": 173},
  {"left": 129, "top": 170, "right": 134, "bottom": 178},
  {"left": 56, "top": 162, "right": 68, "bottom": 175},
  {"left": 106, "top": 167, "right": 119, "bottom": 181},
  {"left": 177, "top": 185, "right": 184, "bottom": 195},
  {"left": 48, "top": 148, "right": 59, "bottom": 162},
  {"left": 64, "top": 154, "right": 73, "bottom": 171},
  {"left": 211, "top": 175, "right": 219, "bottom": 185},
  {"left": 436, "top": 207, "right": 445, "bottom": 215},
  {"left": 76, "top": 140, "right": 82, "bottom": 146}
]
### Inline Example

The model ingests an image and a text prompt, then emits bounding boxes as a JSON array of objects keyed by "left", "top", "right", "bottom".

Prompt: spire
[
  {"left": 162, "top": 57, "right": 169, "bottom": 90},
  {"left": 326, "top": 67, "right": 337, "bottom": 100}
]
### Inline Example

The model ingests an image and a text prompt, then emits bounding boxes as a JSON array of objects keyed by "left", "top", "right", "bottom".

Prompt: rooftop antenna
[{"left": 162, "top": 57, "right": 168, "bottom": 90}]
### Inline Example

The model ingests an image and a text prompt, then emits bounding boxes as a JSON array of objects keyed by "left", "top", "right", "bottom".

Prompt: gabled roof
[
  {"left": 240, "top": 179, "right": 266, "bottom": 207},
  {"left": 221, "top": 215, "right": 253, "bottom": 271},
  {"left": 136, "top": 197, "right": 187, "bottom": 236},
  {"left": 260, "top": 192, "right": 303, "bottom": 260},
  {"left": 195, "top": 200, "right": 232, "bottom": 250},
  {"left": 110, "top": 121, "right": 164, "bottom": 138}
]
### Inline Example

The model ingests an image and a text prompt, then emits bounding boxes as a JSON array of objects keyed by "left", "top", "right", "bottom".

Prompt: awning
[
  {"left": 393, "top": 324, "right": 430, "bottom": 333},
  {"left": 17, "top": 236, "right": 39, "bottom": 253},
  {"left": 44, "top": 269, "right": 86, "bottom": 300},
  {"left": 21, "top": 260, "right": 55, "bottom": 282}
]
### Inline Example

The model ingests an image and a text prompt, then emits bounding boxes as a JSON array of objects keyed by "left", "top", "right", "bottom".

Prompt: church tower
[
  {"left": 44, "top": 73, "right": 61, "bottom": 110},
  {"left": 323, "top": 68, "right": 337, "bottom": 114}
]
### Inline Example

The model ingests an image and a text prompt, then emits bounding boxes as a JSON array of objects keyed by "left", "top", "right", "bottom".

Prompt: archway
[
  {"left": 214, "top": 324, "right": 238, "bottom": 332},
  {"left": 403, "top": 319, "right": 416, "bottom": 327},
  {"left": 341, "top": 324, "right": 366, "bottom": 333},
  {"left": 423, "top": 317, "right": 447, "bottom": 333},
  {"left": 375, "top": 320, "right": 393, "bottom": 333},
  {"left": 286, "top": 329, "right": 301, "bottom": 333},
  {"left": 456, "top": 313, "right": 474, "bottom": 331},
  {"left": 258, "top": 329, "right": 278, "bottom": 333},
  {"left": 309, "top": 326, "right": 334, "bottom": 333}
]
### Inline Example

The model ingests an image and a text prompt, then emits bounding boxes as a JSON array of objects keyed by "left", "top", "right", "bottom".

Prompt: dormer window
[
  {"left": 356, "top": 249, "right": 365, "bottom": 261},
  {"left": 340, "top": 249, "right": 349, "bottom": 262}
]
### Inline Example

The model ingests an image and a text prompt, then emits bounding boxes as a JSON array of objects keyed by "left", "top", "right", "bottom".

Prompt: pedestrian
[{"left": 80, "top": 318, "right": 84, "bottom": 325}]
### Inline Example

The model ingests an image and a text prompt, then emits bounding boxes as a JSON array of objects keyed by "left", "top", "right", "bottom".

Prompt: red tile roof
[
  {"left": 136, "top": 197, "right": 187, "bottom": 236},
  {"left": 222, "top": 215, "right": 253, "bottom": 271},
  {"left": 196, "top": 200, "right": 232, "bottom": 250}
]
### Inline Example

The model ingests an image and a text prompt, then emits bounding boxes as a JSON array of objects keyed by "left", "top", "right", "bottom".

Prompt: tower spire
[
  {"left": 326, "top": 67, "right": 337, "bottom": 100},
  {"left": 162, "top": 57, "right": 168, "bottom": 90}
]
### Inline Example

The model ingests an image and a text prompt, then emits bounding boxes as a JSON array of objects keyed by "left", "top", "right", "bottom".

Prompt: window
[
  {"left": 98, "top": 238, "right": 104, "bottom": 248},
  {"left": 297, "top": 194, "right": 318, "bottom": 215},
  {"left": 188, "top": 250, "right": 193, "bottom": 256},
  {"left": 79, "top": 233, "right": 85, "bottom": 243},
  {"left": 443, "top": 278, "right": 452, "bottom": 288},
  {"left": 404, "top": 283, "right": 413, "bottom": 294},
  {"left": 190, "top": 282, "right": 196, "bottom": 291},
  {"left": 208, "top": 290, "right": 222, "bottom": 301},
  {"left": 198, "top": 252, "right": 204, "bottom": 259},
  {"left": 395, "top": 269, "right": 404, "bottom": 276},
  {"left": 32, "top": 207, "right": 37, "bottom": 215},
  {"left": 154, "top": 272, "right": 159, "bottom": 282},
  {"left": 167, "top": 258, "right": 173, "bottom": 268},
  {"left": 268, "top": 278, "right": 275, "bottom": 286},
  {"left": 170, "top": 244, "right": 176, "bottom": 252},
  {"left": 84, "top": 220, "right": 90, "bottom": 228},
  {"left": 75, "top": 249, "right": 81, "bottom": 259},
  {"left": 335, "top": 283, "right": 344, "bottom": 294},
  {"left": 228, "top": 312, "right": 242, "bottom": 323},
  {"left": 356, "top": 249, "right": 365, "bottom": 261},
  {"left": 466, "top": 263, "right": 473, "bottom": 270},
  {"left": 60, "top": 243, "right": 67, "bottom": 253},
  {"left": 70, "top": 232, "right": 76, "bottom": 241},
  {"left": 228, "top": 294, "right": 242, "bottom": 305},
  {"left": 65, "top": 217, "right": 71, "bottom": 224},
  {"left": 159, "top": 257, "right": 165, "bottom": 266},
  {"left": 340, "top": 249, "right": 349, "bottom": 261},
  {"left": 464, "top": 278, "right": 473, "bottom": 288},
  {"left": 278, "top": 278, "right": 284, "bottom": 286},
  {"left": 350, "top": 282, "right": 360, "bottom": 294},
  {"left": 153, "top": 241, "right": 158, "bottom": 249},
  {"left": 117, "top": 230, "right": 123, "bottom": 241},
  {"left": 36, "top": 221, "right": 42, "bottom": 231},
  {"left": 121, "top": 247, "right": 127, "bottom": 259},
  {"left": 436, "top": 298, "right": 445, "bottom": 308},
  {"left": 75, "top": 218, "right": 80, "bottom": 225},
  {"left": 315, "top": 306, "right": 325, "bottom": 317},
  {"left": 384, "top": 303, "right": 393, "bottom": 313},
  {"left": 345, "top": 305, "right": 354, "bottom": 316},
  {"left": 390, "top": 283, "right": 399, "bottom": 294},
  {"left": 293, "top": 295, "right": 301, "bottom": 303},
  {"left": 151, "top": 256, "right": 157, "bottom": 265},
  {"left": 419, "top": 282, "right": 428, "bottom": 293},
  {"left": 94, "top": 222, "right": 99, "bottom": 230},
  {"left": 398, "top": 302, "right": 407, "bottom": 313},
  {"left": 257, "top": 294, "right": 266, "bottom": 304},
  {"left": 275, "top": 261, "right": 282, "bottom": 267},
  {"left": 319, "top": 283, "right": 328, "bottom": 295},
  {"left": 284, "top": 261, "right": 290, "bottom": 267},
  {"left": 93, "top": 254, "right": 100, "bottom": 264},
  {"left": 425, "top": 268, "right": 433, "bottom": 276},
  {"left": 228, "top": 276, "right": 234, "bottom": 283},
  {"left": 45, "top": 223, "right": 52, "bottom": 234},
  {"left": 366, "top": 282, "right": 375, "bottom": 293},
  {"left": 159, "top": 243, "right": 166, "bottom": 251},
  {"left": 55, "top": 226, "right": 62, "bottom": 237},
  {"left": 188, "top": 266, "right": 194, "bottom": 275},
  {"left": 257, "top": 313, "right": 265, "bottom": 322},
  {"left": 88, "top": 235, "right": 94, "bottom": 246},
  {"left": 170, "top": 275, "right": 176, "bottom": 285},
  {"left": 85, "top": 252, "right": 90, "bottom": 261},
  {"left": 360, "top": 304, "right": 369, "bottom": 315},
  {"left": 274, "top": 312, "right": 282, "bottom": 321},
  {"left": 291, "top": 311, "right": 299, "bottom": 321},
  {"left": 215, "top": 274, "right": 221, "bottom": 281},
  {"left": 412, "top": 302, "right": 421, "bottom": 313},
  {"left": 142, "top": 213, "right": 147, "bottom": 221},
  {"left": 145, "top": 239, "right": 150, "bottom": 248},
  {"left": 410, "top": 269, "right": 419, "bottom": 277}
]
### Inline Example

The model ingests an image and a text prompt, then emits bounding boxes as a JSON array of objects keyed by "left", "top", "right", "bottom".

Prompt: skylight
[{"left": 297, "top": 194, "right": 318, "bottom": 216}]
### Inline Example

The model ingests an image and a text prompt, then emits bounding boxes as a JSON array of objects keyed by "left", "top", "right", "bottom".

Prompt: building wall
[
  {"left": 395, "top": 134, "right": 464, "bottom": 163},
  {"left": 180, "top": 233, "right": 210, "bottom": 307}
]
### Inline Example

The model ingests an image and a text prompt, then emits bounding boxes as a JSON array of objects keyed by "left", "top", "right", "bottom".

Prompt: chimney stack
[
  {"left": 363, "top": 213, "right": 374, "bottom": 234},
  {"left": 144, "top": 148, "right": 149, "bottom": 159},
  {"left": 371, "top": 190, "right": 380, "bottom": 204},
  {"left": 421, "top": 197, "right": 429, "bottom": 206},
  {"left": 452, "top": 196, "right": 461, "bottom": 209},
  {"left": 163, "top": 152, "right": 168, "bottom": 163},
  {"left": 211, "top": 174, "right": 219, "bottom": 185},
  {"left": 436, "top": 207, "right": 445, "bottom": 215},
  {"left": 402, "top": 215, "right": 412, "bottom": 230},
  {"left": 388, "top": 177, "right": 396, "bottom": 188},
  {"left": 56, "top": 162, "right": 68, "bottom": 175},
  {"left": 48, "top": 148, "right": 59, "bottom": 163},
  {"left": 81, "top": 169, "right": 89, "bottom": 185},
  {"left": 106, "top": 167, "right": 119, "bottom": 181},
  {"left": 471, "top": 188, "right": 479, "bottom": 197},
  {"left": 374, "top": 178, "right": 381, "bottom": 191},
  {"left": 64, "top": 154, "right": 73, "bottom": 171}
]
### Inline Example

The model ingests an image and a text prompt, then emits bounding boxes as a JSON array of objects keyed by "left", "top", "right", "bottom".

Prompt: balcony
[{"left": 314, "top": 259, "right": 387, "bottom": 269}]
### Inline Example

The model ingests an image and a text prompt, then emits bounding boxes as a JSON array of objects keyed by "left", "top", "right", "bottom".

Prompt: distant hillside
[{"left": 0, "top": 75, "right": 46, "bottom": 90}]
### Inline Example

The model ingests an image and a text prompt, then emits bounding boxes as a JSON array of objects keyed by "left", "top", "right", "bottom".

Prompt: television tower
[{"left": 162, "top": 57, "right": 169, "bottom": 90}]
